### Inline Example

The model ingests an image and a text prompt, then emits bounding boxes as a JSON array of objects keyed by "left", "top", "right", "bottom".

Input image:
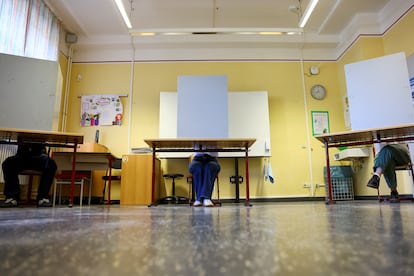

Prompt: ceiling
[{"left": 44, "top": 0, "right": 414, "bottom": 61}]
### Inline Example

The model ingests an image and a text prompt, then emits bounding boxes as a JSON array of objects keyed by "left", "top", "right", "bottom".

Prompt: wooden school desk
[
  {"left": 144, "top": 138, "right": 256, "bottom": 206},
  {"left": 0, "top": 127, "right": 84, "bottom": 207},
  {"left": 314, "top": 123, "right": 414, "bottom": 204}
]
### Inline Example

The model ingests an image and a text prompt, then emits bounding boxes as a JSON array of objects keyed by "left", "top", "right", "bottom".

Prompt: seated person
[
  {"left": 367, "top": 143, "right": 411, "bottom": 203},
  {"left": 189, "top": 151, "right": 220, "bottom": 207},
  {"left": 1, "top": 142, "right": 57, "bottom": 207}
]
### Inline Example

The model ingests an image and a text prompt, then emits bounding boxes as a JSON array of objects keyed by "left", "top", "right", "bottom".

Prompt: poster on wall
[
  {"left": 311, "top": 111, "right": 330, "bottom": 136},
  {"left": 80, "top": 95, "right": 123, "bottom": 126}
]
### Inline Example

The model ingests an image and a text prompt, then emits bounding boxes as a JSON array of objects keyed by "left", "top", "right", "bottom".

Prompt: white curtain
[
  {"left": 0, "top": 0, "right": 60, "bottom": 61},
  {"left": 0, "top": 0, "right": 29, "bottom": 57}
]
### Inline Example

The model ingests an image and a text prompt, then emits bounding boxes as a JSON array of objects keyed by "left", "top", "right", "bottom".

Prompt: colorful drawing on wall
[{"left": 80, "top": 95, "right": 123, "bottom": 126}]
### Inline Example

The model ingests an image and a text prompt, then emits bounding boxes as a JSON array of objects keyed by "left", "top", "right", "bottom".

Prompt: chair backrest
[
  {"left": 56, "top": 170, "right": 91, "bottom": 179},
  {"left": 112, "top": 158, "right": 122, "bottom": 169},
  {"left": 20, "top": 170, "right": 42, "bottom": 176}
]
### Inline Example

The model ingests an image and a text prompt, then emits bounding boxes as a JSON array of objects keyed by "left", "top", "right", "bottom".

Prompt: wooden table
[
  {"left": 144, "top": 138, "right": 256, "bottom": 206},
  {"left": 314, "top": 123, "right": 414, "bottom": 204},
  {"left": 0, "top": 128, "right": 84, "bottom": 207}
]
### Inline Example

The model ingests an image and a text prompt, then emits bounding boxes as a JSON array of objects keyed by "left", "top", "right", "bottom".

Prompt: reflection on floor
[{"left": 1, "top": 201, "right": 414, "bottom": 275}]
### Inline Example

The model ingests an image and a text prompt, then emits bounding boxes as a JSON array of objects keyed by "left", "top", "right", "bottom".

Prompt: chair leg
[
  {"left": 102, "top": 180, "right": 107, "bottom": 203},
  {"left": 216, "top": 176, "right": 220, "bottom": 205},
  {"left": 79, "top": 179, "right": 84, "bottom": 207},
  {"left": 27, "top": 175, "right": 33, "bottom": 203},
  {"left": 107, "top": 177, "right": 111, "bottom": 205},
  {"left": 88, "top": 178, "right": 92, "bottom": 205},
  {"left": 405, "top": 164, "right": 414, "bottom": 201},
  {"left": 53, "top": 180, "right": 57, "bottom": 207},
  {"left": 58, "top": 183, "right": 62, "bottom": 205}
]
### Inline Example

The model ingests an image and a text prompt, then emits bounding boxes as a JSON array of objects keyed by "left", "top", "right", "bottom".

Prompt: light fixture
[
  {"left": 114, "top": 0, "right": 132, "bottom": 29},
  {"left": 298, "top": 0, "right": 319, "bottom": 28},
  {"left": 130, "top": 27, "right": 303, "bottom": 36}
]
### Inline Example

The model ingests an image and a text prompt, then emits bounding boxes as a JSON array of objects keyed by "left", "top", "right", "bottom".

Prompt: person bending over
[
  {"left": 1, "top": 143, "right": 57, "bottom": 207},
  {"left": 189, "top": 152, "right": 220, "bottom": 207},
  {"left": 367, "top": 143, "right": 411, "bottom": 203}
]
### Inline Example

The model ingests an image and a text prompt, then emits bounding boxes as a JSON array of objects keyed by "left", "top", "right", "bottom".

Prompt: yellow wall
[
  {"left": 57, "top": 53, "right": 68, "bottom": 131},
  {"left": 383, "top": 9, "right": 414, "bottom": 57},
  {"left": 65, "top": 60, "right": 344, "bottom": 200},
  {"left": 61, "top": 8, "right": 414, "bottom": 201}
]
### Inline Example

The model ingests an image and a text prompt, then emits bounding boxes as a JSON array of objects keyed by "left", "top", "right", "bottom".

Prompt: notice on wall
[
  {"left": 311, "top": 111, "right": 330, "bottom": 136},
  {"left": 80, "top": 95, "right": 123, "bottom": 126}
]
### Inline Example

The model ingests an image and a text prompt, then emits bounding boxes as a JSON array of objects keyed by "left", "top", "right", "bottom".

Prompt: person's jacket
[{"left": 16, "top": 143, "right": 46, "bottom": 157}]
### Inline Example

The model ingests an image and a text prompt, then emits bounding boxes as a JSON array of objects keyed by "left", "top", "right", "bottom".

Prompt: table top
[
  {"left": 0, "top": 127, "right": 84, "bottom": 145},
  {"left": 52, "top": 151, "right": 114, "bottom": 171},
  {"left": 144, "top": 138, "right": 256, "bottom": 150},
  {"left": 52, "top": 151, "right": 113, "bottom": 157},
  {"left": 314, "top": 123, "right": 414, "bottom": 147}
]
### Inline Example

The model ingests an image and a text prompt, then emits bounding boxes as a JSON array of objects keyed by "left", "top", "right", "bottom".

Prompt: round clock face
[{"left": 310, "top": 84, "right": 326, "bottom": 100}]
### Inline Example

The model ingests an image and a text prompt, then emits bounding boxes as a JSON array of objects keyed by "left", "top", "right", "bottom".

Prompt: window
[{"left": 0, "top": 0, "right": 60, "bottom": 61}]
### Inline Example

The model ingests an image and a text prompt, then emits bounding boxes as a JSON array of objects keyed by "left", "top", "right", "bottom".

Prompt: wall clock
[{"left": 310, "top": 84, "right": 327, "bottom": 100}]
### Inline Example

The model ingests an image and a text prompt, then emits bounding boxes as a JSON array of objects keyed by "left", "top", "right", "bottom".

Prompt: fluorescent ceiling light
[
  {"left": 298, "top": 0, "right": 319, "bottom": 28},
  {"left": 114, "top": 0, "right": 132, "bottom": 29},
  {"left": 130, "top": 28, "right": 303, "bottom": 36}
]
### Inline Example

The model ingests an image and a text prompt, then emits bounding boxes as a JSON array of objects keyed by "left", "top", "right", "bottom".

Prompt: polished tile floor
[{"left": 1, "top": 201, "right": 414, "bottom": 276}]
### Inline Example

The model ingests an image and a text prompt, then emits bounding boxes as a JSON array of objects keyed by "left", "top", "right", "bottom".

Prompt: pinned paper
[
  {"left": 264, "top": 159, "right": 274, "bottom": 184},
  {"left": 80, "top": 95, "right": 123, "bottom": 126}
]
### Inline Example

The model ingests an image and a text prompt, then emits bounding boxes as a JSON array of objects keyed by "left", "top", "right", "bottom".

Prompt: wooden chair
[
  {"left": 19, "top": 170, "right": 42, "bottom": 204},
  {"left": 53, "top": 171, "right": 92, "bottom": 207},
  {"left": 377, "top": 163, "right": 414, "bottom": 202},
  {"left": 101, "top": 157, "right": 122, "bottom": 204}
]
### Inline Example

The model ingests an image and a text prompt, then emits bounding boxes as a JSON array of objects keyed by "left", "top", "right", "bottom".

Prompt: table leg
[
  {"left": 107, "top": 156, "right": 113, "bottom": 205},
  {"left": 234, "top": 158, "right": 240, "bottom": 203},
  {"left": 245, "top": 147, "right": 252, "bottom": 206},
  {"left": 325, "top": 141, "right": 335, "bottom": 204},
  {"left": 69, "top": 144, "right": 78, "bottom": 208},
  {"left": 148, "top": 147, "right": 156, "bottom": 207}
]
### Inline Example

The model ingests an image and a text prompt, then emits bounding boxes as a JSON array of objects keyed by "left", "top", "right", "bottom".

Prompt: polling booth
[{"left": 344, "top": 52, "right": 414, "bottom": 196}]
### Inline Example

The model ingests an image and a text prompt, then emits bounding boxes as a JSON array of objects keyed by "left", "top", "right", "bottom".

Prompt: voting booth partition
[
  {"left": 159, "top": 76, "right": 271, "bottom": 158},
  {"left": 343, "top": 52, "right": 414, "bottom": 197}
]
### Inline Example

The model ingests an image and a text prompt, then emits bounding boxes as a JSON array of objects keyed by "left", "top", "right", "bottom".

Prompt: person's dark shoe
[
  {"left": 37, "top": 198, "right": 52, "bottom": 207},
  {"left": 0, "top": 198, "right": 18, "bottom": 208},
  {"left": 367, "top": 175, "right": 380, "bottom": 189},
  {"left": 390, "top": 191, "right": 400, "bottom": 203}
]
